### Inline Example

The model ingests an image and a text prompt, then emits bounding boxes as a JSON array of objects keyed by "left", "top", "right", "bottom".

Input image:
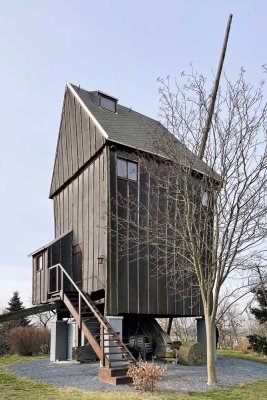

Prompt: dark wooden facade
[
  {"left": 32, "top": 84, "right": 203, "bottom": 318},
  {"left": 32, "top": 232, "right": 73, "bottom": 304},
  {"left": 107, "top": 146, "right": 202, "bottom": 317}
]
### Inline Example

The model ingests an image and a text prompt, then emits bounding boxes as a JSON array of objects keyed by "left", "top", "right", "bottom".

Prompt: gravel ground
[{"left": 5, "top": 357, "right": 267, "bottom": 393}]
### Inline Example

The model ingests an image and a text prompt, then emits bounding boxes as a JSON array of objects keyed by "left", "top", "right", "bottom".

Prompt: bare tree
[
  {"left": 32, "top": 311, "right": 55, "bottom": 329},
  {"left": 115, "top": 69, "right": 267, "bottom": 384},
  {"left": 157, "top": 317, "right": 196, "bottom": 342},
  {"left": 216, "top": 301, "right": 244, "bottom": 348},
  {"left": 172, "top": 318, "right": 197, "bottom": 342}
]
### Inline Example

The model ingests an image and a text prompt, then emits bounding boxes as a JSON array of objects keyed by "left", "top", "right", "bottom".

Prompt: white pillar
[{"left": 67, "top": 321, "right": 76, "bottom": 360}]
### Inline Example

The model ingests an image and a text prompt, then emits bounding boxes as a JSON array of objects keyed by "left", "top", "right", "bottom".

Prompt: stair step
[
  {"left": 84, "top": 321, "right": 100, "bottom": 324},
  {"left": 108, "top": 367, "right": 129, "bottom": 377},
  {"left": 94, "top": 332, "right": 120, "bottom": 336},
  {"left": 109, "top": 359, "right": 130, "bottom": 364},
  {"left": 83, "top": 318, "right": 99, "bottom": 322},
  {"left": 62, "top": 287, "right": 136, "bottom": 381},
  {"left": 81, "top": 312, "right": 94, "bottom": 316},
  {"left": 89, "top": 288, "right": 105, "bottom": 301},
  {"left": 98, "top": 367, "right": 132, "bottom": 385}
]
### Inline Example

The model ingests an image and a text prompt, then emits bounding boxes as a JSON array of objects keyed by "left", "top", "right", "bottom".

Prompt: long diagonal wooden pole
[{"left": 198, "top": 14, "right": 233, "bottom": 160}]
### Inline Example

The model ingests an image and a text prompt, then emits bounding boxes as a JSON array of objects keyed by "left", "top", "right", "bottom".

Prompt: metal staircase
[{"left": 48, "top": 263, "right": 136, "bottom": 385}]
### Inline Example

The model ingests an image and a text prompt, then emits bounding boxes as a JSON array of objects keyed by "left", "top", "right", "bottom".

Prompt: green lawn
[
  {"left": 0, "top": 354, "right": 266, "bottom": 400},
  {"left": 217, "top": 349, "right": 267, "bottom": 364}
]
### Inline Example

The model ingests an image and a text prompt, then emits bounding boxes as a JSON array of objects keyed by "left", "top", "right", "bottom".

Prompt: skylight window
[{"left": 99, "top": 94, "right": 117, "bottom": 112}]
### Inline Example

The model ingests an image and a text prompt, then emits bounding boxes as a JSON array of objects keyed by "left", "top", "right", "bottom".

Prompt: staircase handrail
[
  {"left": 49, "top": 263, "right": 136, "bottom": 364},
  {"left": 50, "top": 263, "right": 104, "bottom": 325}
]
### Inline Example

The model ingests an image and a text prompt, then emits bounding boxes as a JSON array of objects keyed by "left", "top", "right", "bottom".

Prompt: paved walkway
[{"left": 6, "top": 357, "right": 267, "bottom": 393}]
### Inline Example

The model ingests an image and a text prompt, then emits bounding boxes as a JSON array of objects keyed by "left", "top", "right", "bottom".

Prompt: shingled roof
[
  {"left": 69, "top": 84, "right": 217, "bottom": 177},
  {"left": 49, "top": 83, "right": 218, "bottom": 197},
  {"left": 70, "top": 84, "right": 169, "bottom": 156}
]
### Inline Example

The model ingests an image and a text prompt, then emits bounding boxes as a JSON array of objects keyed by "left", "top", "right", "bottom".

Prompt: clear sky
[{"left": 0, "top": 0, "right": 266, "bottom": 308}]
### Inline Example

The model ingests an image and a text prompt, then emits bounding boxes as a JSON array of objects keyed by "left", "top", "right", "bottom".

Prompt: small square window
[
  {"left": 128, "top": 161, "right": 137, "bottom": 181},
  {"left": 36, "top": 254, "right": 43, "bottom": 271},
  {"left": 118, "top": 159, "right": 127, "bottom": 178},
  {"left": 100, "top": 95, "right": 116, "bottom": 112}
]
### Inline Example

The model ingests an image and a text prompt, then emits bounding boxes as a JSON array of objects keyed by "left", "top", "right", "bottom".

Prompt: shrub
[
  {"left": 7, "top": 326, "right": 50, "bottom": 356},
  {"left": 0, "top": 324, "right": 10, "bottom": 355},
  {"left": 247, "top": 334, "right": 267, "bottom": 355},
  {"left": 127, "top": 361, "right": 165, "bottom": 392},
  {"left": 235, "top": 337, "right": 250, "bottom": 354}
]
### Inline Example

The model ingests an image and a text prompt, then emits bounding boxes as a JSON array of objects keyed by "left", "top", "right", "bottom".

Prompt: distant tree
[
  {"left": 0, "top": 308, "right": 10, "bottom": 355},
  {"left": 250, "top": 288, "right": 267, "bottom": 325},
  {"left": 6, "top": 291, "right": 30, "bottom": 327},
  {"left": 247, "top": 284, "right": 267, "bottom": 355}
]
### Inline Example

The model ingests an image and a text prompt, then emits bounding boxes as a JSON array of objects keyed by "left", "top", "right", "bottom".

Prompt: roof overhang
[
  {"left": 67, "top": 82, "right": 109, "bottom": 140},
  {"left": 28, "top": 230, "right": 73, "bottom": 257}
]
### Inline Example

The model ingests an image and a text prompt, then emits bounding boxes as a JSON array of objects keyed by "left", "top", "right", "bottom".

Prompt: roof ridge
[{"left": 70, "top": 82, "right": 161, "bottom": 125}]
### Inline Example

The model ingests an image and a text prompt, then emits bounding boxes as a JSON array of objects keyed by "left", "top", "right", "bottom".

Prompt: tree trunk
[{"left": 205, "top": 315, "right": 217, "bottom": 385}]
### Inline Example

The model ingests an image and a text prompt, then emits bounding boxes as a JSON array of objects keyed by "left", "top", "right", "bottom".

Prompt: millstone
[{"left": 177, "top": 341, "right": 206, "bottom": 365}]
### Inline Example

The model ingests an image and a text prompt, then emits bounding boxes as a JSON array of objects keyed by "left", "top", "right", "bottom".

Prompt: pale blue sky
[{"left": 0, "top": 1, "right": 266, "bottom": 308}]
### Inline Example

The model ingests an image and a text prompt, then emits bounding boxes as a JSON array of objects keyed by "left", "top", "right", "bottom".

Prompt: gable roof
[
  {"left": 69, "top": 83, "right": 219, "bottom": 180},
  {"left": 50, "top": 83, "right": 219, "bottom": 197},
  {"left": 69, "top": 83, "right": 167, "bottom": 156}
]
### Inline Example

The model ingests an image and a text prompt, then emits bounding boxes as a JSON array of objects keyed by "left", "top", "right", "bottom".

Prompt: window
[
  {"left": 117, "top": 158, "right": 138, "bottom": 181},
  {"left": 36, "top": 254, "right": 43, "bottom": 271},
  {"left": 201, "top": 191, "right": 209, "bottom": 207},
  {"left": 100, "top": 95, "right": 117, "bottom": 112},
  {"left": 128, "top": 162, "right": 137, "bottom": 180},
  {"left": 117, "top": 159, "right": 127, "bottom": 178}
]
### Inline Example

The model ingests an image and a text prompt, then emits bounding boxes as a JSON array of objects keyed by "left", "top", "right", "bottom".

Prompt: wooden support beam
[
  {"left": 0, "top": 303, "right": 63, "bottom": 323},
  {"left": 198, "top": 14, "right": 233, "bottom": 160},
  {"left": 167, "top": 317, "right": 173, "bottom": 336}
]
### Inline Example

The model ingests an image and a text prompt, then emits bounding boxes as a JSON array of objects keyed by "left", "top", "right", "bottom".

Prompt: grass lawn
[
  {"left": 0, "top": 354, "right": 266, "bottom": 400},
  {"left": 217, "top": 349, "right": 267, "bottom": 364}
]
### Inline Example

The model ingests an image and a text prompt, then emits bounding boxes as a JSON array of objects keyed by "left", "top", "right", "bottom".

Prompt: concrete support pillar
[
  {"left": 67, "top": 321, "right": 76, "bottom": 360},
  {"left": 105, "top": 316, "right": 123, "bottom": 363},
  {"left": 196, "top": 317, "right": 217, "bottom": 361},
  {"left": 50, "top": 321, "right": 68, "bottom": 362}
]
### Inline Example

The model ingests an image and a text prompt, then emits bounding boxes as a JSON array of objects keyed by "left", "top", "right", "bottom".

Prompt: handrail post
[
  {"left": 100, "top": 324, "right": 105, "bottom": 367},
  {"left": 78, "top": 293, "right": 82, "bottom": 328},
  {"left": 48, "top": 267, "right": 51, "bottom": 294},
  {"left": 60, "top": 265, "right": 63, "bottom": 297}
]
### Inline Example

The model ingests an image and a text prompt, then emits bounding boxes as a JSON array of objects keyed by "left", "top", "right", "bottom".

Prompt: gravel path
[{"left": 6, "top": 357, "right": 267, "bottom": 393}]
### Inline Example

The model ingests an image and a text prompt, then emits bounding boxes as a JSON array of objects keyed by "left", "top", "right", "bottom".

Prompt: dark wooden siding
[
  {"left": 32, "top": 232, "right": 72, "bottom": 305},
  {"left": 32, "top": 250, "right": 48, "bottom": 305},
  {"left": 54, "top": 149, "right": 108, "bottom": 294},
  {"left": 107, "top": 146, "right": 202, "bottom": 317},
  {"left": 50, "top": 87, "right": 106, "bottom": 198}
]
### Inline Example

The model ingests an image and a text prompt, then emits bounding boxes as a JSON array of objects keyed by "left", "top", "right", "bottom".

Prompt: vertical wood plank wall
[
  {"left": 108, "top": 147, "right": 202, "bottom": 317},
  {"left": 32, "top": 250, "right": 48, "bottom": 305},
  {"left": 32, "top": 233, "right": 73, "bottom": 305},
  {"left": 54, "top": 149, "right": 108, "bottom": 294},
  {"left": 49, "top": 87, "right": 105, "bottom": 198}
]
